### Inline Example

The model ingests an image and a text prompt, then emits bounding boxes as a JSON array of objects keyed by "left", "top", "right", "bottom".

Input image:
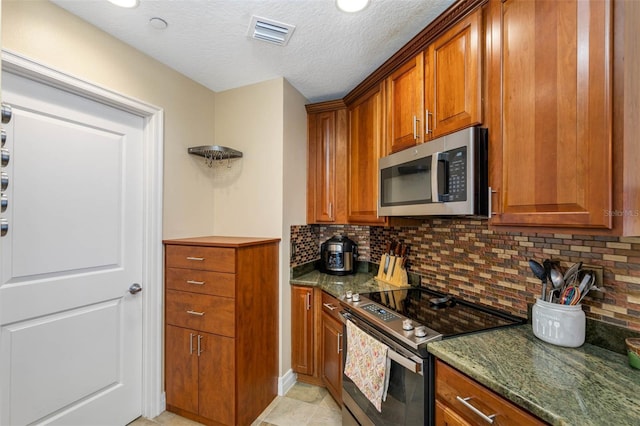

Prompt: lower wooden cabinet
[
  {"left": 291, "top": 285, "right": 325, "bottom": 386},
  {"left": 435, "top": 400, "right": 471, "bottom": 426},
  {"left": 291, "top": 286, "right": 345, "bottom": 404},
  {"left": 435, "top": 360, "right": 545, "bottom": 426},
  {"left": 164, "top": 237, "right": 279, "bottom": 426},
  {"left": 321, "top": 292, "right": 344, "bottom": 404},
  {"left": 165, "top": 325, "right": 235, "bottom": 425}
]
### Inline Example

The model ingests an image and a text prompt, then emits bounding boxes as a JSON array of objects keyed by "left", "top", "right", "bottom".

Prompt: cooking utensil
[
  {"left": 561, "top": 286, "right": 581, "bottom": 305},
  {"left": 529, "top": 259, "right": 547, "bottom": 301},
  {"left": 576, "top": 273, "right": 596, "bottom": 304},
  {"left": 549, "top": 268, "right": 565, "bottom": 301},
  {"left": 577, "top": 271, "right": 592, "bottom": 294},
  {"left": 563, "top": 261, "right": 582, "bottom": 285},
  {"left": 383, "top": 242, "right": 391, "bottom": 273}
]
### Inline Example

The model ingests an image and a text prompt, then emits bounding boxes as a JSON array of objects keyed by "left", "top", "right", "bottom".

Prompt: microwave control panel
[{"left": 445, "top": 147, "right": 467, "bottom": 201}]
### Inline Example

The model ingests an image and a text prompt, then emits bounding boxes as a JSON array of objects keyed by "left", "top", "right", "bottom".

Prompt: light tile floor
[{"left": 128, "top": 382, "right": 341, "bottom": 426}]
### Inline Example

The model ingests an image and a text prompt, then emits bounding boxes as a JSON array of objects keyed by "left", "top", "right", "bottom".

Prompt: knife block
[{"left": 377, "top": 254, "right": 409, "bottom": 287}]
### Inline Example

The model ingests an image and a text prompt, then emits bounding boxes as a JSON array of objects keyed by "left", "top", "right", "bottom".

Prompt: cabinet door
[
  {"left": 291, "top": 286, "right": 314, "bottom": 375},
  {"left": 386, "top": 53, "right": 424, "bottom": 153},
  {"left": 321, "top": 311, "right": 343, "bottom": 403},
  {"left": 198, "top": 332, "right": 235, "bottom": 425},
  {"left": 307, "top": 108, "right": 348, "bottom": 224},
  {"left": 435, "top": 400, "right": 471, "bottom": 426},
  {"left": 488, "top": 0, "right": 612, "bottom": 229},
  {"left": 348, "top": 84, "right": 387, "bottom": 225},
  {"left": 165, "top": 325, "right": 199, "bottom": 414},
  {"left": 424, "top": 9, "right": 482, "bottom": 140}
]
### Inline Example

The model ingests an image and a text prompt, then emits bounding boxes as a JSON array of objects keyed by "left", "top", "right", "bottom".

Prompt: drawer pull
[
  {"left": 186, "top": 256, "right": 205, "bottom": 261},
  {"left": 323, "top": 303, "right": 338, "bottom": 311},
  {"left": 186, "top": 310, "right": 205, "bottom": 316},
  {"left": 456, "top": 396, "right": 496, "bottom": 424},
  {"left": 186, "top": 280, "right": 205, "bottom": 285}
]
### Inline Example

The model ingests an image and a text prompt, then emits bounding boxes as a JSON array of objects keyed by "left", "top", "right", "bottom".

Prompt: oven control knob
[
  {"left": 414, "top": 326, "right": 427, "bottom": 338},
  {"left": 402, "top": 319, "right": 414, "bottom": 330}
]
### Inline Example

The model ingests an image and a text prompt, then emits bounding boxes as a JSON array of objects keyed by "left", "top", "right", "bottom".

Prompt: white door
[{"left": 0, "top": 70, "right": 144, "bottom": 425}]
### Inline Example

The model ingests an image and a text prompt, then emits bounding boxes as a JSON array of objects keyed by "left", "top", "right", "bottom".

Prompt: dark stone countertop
[{"left": 428, "top": 325, "right": 640, "bottom": 426}]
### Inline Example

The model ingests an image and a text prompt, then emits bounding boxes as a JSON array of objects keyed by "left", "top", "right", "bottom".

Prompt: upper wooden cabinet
[
  {"left": 424, "top": 8, "right": 482, "bottom": 140},
  {"left": 485, "top": 0, "right": 640, "bottom": 234},
  {"left": 307, "top": 101, "right": 348, "bottom": 224},
  {"left": 348, "top": 83, "right": 387, "bottom": 225},
  {"left": 385, "top": 53, "right": 425, "bottom": 153}
]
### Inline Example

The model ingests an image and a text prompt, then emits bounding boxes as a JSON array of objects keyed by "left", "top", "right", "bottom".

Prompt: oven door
[{"left": 341, "top": 313, "right": 426, "bottom": 426}]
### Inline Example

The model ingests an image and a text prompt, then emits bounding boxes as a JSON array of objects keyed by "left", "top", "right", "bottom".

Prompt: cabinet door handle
[
  {"left": 305, "top": 292, "right": 311, "bottom": 311},
  {"left": 489, "top": 186, "right": 499, "bottom": 217},
  {"left": 189, "top": 333, "right": 195, "bottom": 355},
  {"left": 456, "top": 396, "right": 496, "bottom": 424},
  {"left": 186, "top": 280, "right": 205, "bottom": 285},
  {"left": 187, "top": 310, "right": 205, "bottom": 316},
  {"left": 197, "top": 335, "right": 203, "bottom": 357},
  {"left": 412, "top": 115, "right": 419, "bottom": 140},
  {"left": 323, "top": 303, "right": 337, "bottom": 311},
  {"left": 337, "top": 332, "right": 343, "bottom": 354},
  {"left": 329, "top": 202, "right": 333, "bottom": 219},
  {"left": 425, "top": 109, "right": 433, "bottom": 134},
  {"left": 186, "top": 256, "right": 204, "bottom": 261}
]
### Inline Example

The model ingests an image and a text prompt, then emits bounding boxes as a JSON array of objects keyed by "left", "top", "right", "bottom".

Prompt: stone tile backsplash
[{"left": 291, "top": 221, "right": 640, "bottom": 332}]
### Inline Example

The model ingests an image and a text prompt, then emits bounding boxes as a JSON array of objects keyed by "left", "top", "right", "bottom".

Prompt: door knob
[{"left": 129, "top": 283, "right": 142, "bottom": 294}]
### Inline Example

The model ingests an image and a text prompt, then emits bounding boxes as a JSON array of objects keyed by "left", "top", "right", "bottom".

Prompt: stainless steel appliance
[
  {"left": 340, "top": 287, "right": 524, "bottom": 425},
  {"left": 378, "top": 126, "right": 489, "bottom": 217},
  {"left": 320, "top": 235, "right": 358, "bottom": 275}
]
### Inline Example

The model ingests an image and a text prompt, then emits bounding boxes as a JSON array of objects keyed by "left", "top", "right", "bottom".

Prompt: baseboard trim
[{"left": 278, "top": 369, "right": 297, "bottom": 396}]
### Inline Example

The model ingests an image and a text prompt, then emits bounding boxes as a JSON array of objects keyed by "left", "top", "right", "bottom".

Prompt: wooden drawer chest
[{"left": 164, "top": 236, "right": 279, "bottom": 426}]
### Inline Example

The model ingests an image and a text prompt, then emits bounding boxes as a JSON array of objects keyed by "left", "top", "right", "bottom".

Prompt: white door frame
[{"left": 1, "top": 50, "right": 165, "bottom": 419}]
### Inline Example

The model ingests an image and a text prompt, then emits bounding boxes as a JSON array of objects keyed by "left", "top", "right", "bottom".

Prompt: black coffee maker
[{"left": 320, "top": 235, "right": 358, "bottom": 275}]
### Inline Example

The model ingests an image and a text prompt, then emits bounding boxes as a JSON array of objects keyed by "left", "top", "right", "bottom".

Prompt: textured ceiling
[{"left": 51, "top": 0, "right": 455, "bottom": 103}]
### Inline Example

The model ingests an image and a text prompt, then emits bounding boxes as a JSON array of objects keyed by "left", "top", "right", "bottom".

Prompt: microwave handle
[{"left": 431, "top": 153, "right": 440, "bottom": 202}]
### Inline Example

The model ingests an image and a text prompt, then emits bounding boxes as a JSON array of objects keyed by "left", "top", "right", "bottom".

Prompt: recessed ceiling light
[
  {"left": 149, "top": 17, "right": 168, "bottom": 30},
  {"left": 107, "top": 0, "right": 139, "bottom": 8},
  {"left": 336, "top": 0, "right": 370, "bottom": 13}
]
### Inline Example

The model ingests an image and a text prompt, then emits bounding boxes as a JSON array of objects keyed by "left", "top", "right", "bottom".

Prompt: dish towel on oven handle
[{"left": 344, "top": 320, "right": 391, "bottom": 412}]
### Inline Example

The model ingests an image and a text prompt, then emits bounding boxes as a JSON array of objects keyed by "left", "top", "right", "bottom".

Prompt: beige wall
[
  {"left": 213, "top": 78, "right": 308, "bottom": 376},
  {"left": 212, "top": 79, "right": 284, "bottom": 238},
  {"left": 281, "top": 79, "right": 308, "bottom": 375},
  {"left": 1, "top": 0, "right": 219, "bottom": 239}
]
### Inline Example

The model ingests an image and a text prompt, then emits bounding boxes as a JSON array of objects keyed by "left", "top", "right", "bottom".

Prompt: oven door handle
[{"left": 387, "top": 348, "right": 422, "bottom": 374}]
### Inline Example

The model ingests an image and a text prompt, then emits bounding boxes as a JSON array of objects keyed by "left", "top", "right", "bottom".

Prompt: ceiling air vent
[{"left": 248, "top": 16, "right": 296, "bottom": 46}]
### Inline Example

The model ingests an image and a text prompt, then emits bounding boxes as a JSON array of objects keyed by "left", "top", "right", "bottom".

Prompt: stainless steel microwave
[{"left": 378, "top": 127, "right": 489, "bottom": 217}]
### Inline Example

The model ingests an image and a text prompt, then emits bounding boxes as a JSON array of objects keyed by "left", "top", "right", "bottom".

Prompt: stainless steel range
[{"left": 340, "top": 286, "right": 524, "bottom": 426}]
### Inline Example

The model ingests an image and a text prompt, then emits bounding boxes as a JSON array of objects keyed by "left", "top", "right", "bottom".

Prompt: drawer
[
  {"left": 322, "top": 291, "right": 344, "bottom": 324},
  {"left": 435, "top": 360, "right": 545, "bottom": 426},
  {"left": 165, "top": 245, "right": 235, "bottom": 272},
  {"left": 166, "top": 289, "right": 235, "bottom": 337},
  {"left": 166, "top": 267, "right": 235, "bottom": 298}
]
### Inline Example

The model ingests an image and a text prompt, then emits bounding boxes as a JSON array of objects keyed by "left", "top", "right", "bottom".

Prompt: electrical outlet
[
  {"left": 583, "top": 264, "right": 604, "bottom": 287},
  {"left": 583, "top": 264, "right": 605, "bottom": 299}
]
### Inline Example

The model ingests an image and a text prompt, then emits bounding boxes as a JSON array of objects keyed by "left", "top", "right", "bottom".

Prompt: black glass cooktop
[{"left": 363, "top": 287, "right": 524, "bottom": 337}]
